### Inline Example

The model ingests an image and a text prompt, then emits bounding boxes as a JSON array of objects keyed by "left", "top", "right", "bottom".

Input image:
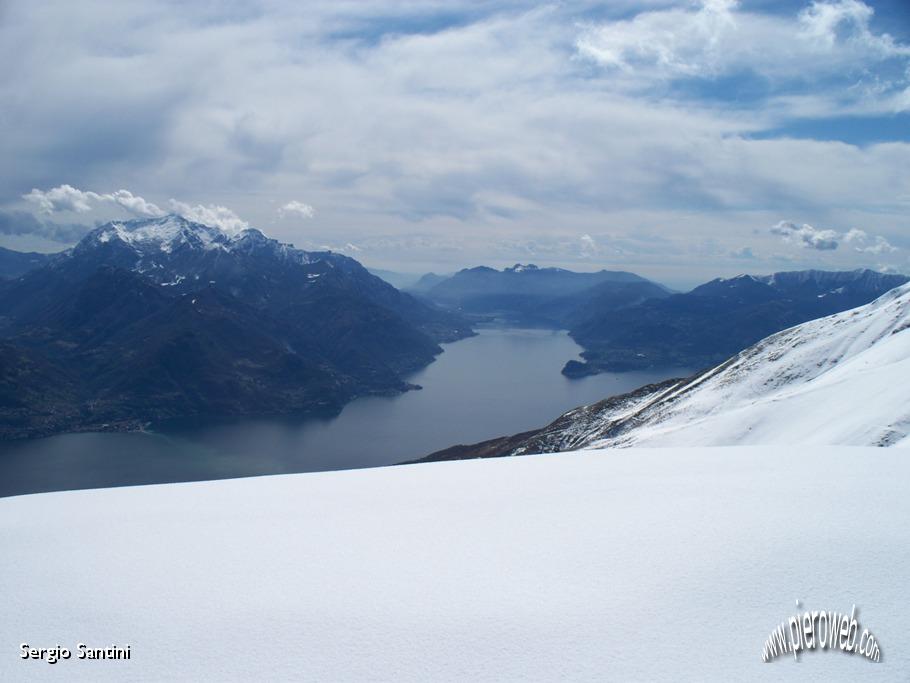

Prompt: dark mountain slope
[
  {"left": 0, "top": 247, "right": 53, "bottom": 279},
  {"left": 0, "top": 216, "right": 473, "bottom": 438},
  {"left": 565, "top": 269, "right": 909, "bottom": 376},
  {"left": 0, "top": 267, "right": 354, "bottom": 437}
]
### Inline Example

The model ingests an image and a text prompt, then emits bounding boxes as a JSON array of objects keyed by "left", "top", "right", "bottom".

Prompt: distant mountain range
[
  {"left": 0, "top": 215, "right": 472, "bottom": 439},
  {"left": 564, "top": 268, "right": 909, "bottom": 376},
  {"left": 412, "top": 263, "right": 906, "bottom": 376},
  {"left": 3, "top": 227, "right": 907, "bottom": 444},
  {"left": 367, "top": 268, "right": 423, "bottom": 291},
  {"left": 407, "top": 272, "right": 450, "bottom": 294},
  {"left": 414, "top": 263, "right": 671, "bottom": 327},
  {"left": 0, "top": 246, "right": 52, "bottom": 279},
  {"left": 416, "top": 280, "right": 910, "bottom": 463}
]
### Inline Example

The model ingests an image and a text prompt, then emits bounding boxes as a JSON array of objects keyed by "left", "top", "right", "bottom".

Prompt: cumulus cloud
[
  {"left": 862, "top": 237, "right": 896, "bottom": 255},
  {"left": 843, "top": 228, "right": 897, "bottom": 254},
  {"left": 576, "top": 0, "right": 739, "bottom": 78},
  {"left": 24, "top": 185, "right": 97, "bottom": 214},
  {"left": 278, "top": 201, "right": 316, "bottom": 219},
  {"left": 107, "top": 190, "right": 165, "bottom": 218},
  {"left": 576, "top": 0, "right": 910, "bottom": 113},
  {"left": 20, "top": 184, "right": 250, "bottom": 235},
  {"left": 770, "top": 220, "right": 839, "bottom": 250},
  {"left": 167, "top": 200, "right": 249, "bottom": 234},
  {"left": 771, "top": 221, "right": 899, "bottom": 253},
  {"left": 23, "top": 185, "right": 165, "bottom": 217}
]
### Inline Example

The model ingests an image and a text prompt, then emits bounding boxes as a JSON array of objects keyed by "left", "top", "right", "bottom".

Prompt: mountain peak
[{"left": 82, "top": 214, "right": 231, "bottom": 254}]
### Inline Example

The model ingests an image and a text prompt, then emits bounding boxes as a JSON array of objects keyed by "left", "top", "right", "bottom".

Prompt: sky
[{"left": 1, "top": 0, "right": 908, "bottom": 289}]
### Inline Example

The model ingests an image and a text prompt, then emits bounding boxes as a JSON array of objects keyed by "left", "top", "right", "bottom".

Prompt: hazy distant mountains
[
  {"left": 0, "top": 215, "right": 472, "bottom": 438},
  {"left": 564, "top": 269, "right": 909, "bottom": 376},
  {"left": 414, "top": 263, "right": 671, "bottom": 327},
  {"left": 417, "top": 280, "right": 910, "bottom": 462},
  {"left": 0, "top": 247, "right": 52, "bottom": 279},
  {"left": 407, "top": 272, "right": 450, "bottom": 294},
  {"left": 413, "top": 264, "right": 907, "bottom": 377}
]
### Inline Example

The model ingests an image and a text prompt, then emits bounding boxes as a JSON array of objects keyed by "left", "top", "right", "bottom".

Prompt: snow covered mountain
[
  {"left": 420, "top": 282, "right": 910, "bottom": 461},
  {"left": 71, "top": 214, "right": 363, "bottom": 286},
  {"left": 0, "top": 215, "right": 472, "bottom": 438},
  {"left": 58, "top": 215, "right": 471, "bottom": 340}
]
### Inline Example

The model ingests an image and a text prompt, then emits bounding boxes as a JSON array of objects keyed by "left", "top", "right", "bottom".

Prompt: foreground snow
[{"left": 2, "top": 446, "right": 908, "bottom": 681}]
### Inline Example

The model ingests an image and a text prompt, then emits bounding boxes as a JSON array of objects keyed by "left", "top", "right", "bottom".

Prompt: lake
[{"left": 0, "top": 327, "right": 690, "bottom": 497}]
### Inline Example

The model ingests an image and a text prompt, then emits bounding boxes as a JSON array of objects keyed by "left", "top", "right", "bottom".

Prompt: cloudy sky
[{"left": 1, "top": 0, "right": 908, "bottom": 287}]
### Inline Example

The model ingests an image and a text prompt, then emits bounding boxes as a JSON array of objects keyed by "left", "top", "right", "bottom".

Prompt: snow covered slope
[
  {"left": 487, "top": 282, "right": 910, "bottom": 454},
  {"left": 1, "top": 447, "right": 907, "bottom": 681}
]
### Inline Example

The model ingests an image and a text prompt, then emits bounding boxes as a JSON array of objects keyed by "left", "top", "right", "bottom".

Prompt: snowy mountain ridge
[
  {"left": 420, "top": 281, "right": 910, "bottom": 463},
  {"left": 712, "top": 269, "right": 899, "bottom": 290},
  {"left": 91, "top": 214, "right": 229, "bottom": 252},
  {"left": 76, "top": 214, "right": 323, "bottom": 265},
  {"left": 555, "top": 281, "right": 910, "bottom": 449}
]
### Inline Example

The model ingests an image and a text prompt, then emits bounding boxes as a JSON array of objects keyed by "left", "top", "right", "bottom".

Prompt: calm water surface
[{"left": 0, "top": 328, "right": 690, "bottom": 497}]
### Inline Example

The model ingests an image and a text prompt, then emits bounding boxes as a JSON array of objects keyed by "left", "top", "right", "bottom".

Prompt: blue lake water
[{"left": 0, "top": 327, "right": 691, "bottom": 497}]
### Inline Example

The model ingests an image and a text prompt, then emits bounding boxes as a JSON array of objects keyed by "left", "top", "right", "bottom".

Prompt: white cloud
[
  {"left": 24, "top": 184, "right": 100, "bottom": 214},
  {"left": 843, "top": 228, "right": 897, "bottom": 254},
  {"left": 278, "top": 200, "right": 315, "bottom": 219},
  {"left": 576, "top": 0, "right": 910, "bottom": 113},
  {"left": 167, "top": 200, "right": 249, "bottom": 234},
  {"left": 22, "top": 184, "right": 250, "bottom": 234},
  {"left": 576, "top": 0, "right": 739, "bottom": 78},
  {"left": 107, "top": 190, "right": 165, "bottom": 217},
  {"left": 798, "top": 0, "right": 898, "bottom": 54},
  {"left": 843, "top": 228, "right": 868, "bottom": 243},
  {"left": 770, "top": 220, "right": 839, "bottom": 250},
  {"left": 23, "top": 184, "right": 165, "bottom": 217},
  {"left": 772, "top": 221, "right": 899, "bottom": 253}
]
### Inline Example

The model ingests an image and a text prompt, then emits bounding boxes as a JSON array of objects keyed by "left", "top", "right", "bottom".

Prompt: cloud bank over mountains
[
  {"left": 19, "top": 184, "right": 323, "bottom": 236},
  {"left": 21, "top": 185, "right": 251, "bottom": 235},
  {"left": 1, "top": 0, "right": 908, "bottom": 281},
  {"left": 24, "top": 186, "right": 163, "bottom": 218}
]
